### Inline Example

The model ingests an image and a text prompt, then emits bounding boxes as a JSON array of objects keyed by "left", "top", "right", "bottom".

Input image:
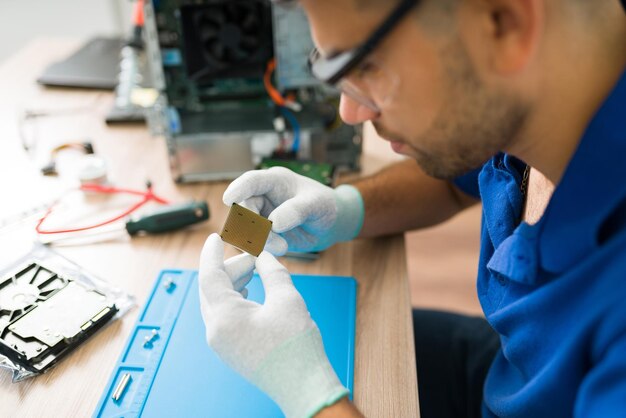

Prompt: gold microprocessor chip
[{"left": 220, "top": 203, "right": 272, "bottom": 256}]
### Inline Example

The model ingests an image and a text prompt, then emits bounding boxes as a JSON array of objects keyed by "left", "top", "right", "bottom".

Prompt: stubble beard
[{"left": 378, "top": 37, "right": 530, "bottom": 180}]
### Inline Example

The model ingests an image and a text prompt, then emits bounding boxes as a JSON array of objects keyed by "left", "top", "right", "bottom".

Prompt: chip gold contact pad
[{"left": 220, "top": 203, "right": 272, "bottom": 256}]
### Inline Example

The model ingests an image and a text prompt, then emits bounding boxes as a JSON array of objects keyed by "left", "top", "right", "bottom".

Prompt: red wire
[
  {"left": 133, "top": 0, "right": 145, "bottom": 27},
  {"left": 36, "top": 183, "right": 170, "bottom": 235},
  {"left": 79, "top": 184, "right": 169, "bottom": 204}
]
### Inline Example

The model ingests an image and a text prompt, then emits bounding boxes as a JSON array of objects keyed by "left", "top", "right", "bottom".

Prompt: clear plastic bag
[{"left": 0, "top": 243, "right": 134, "bottom": 382}]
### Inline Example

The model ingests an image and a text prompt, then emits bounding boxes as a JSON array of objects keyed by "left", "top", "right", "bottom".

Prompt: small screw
[
  {"left": 163, "top": 278, "right": 175, "bottom": 291},
  {"left": 143, "top": 329, "right": 159, "bottom": 347}
]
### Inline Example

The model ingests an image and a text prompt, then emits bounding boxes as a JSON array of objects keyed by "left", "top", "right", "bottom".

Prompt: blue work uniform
[{"left": 454, "top": 70, "right": 626, "bottom": 417}]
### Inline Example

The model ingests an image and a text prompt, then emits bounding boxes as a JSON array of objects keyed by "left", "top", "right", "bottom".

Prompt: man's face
[{"left": 301, "top": 0, "right": 529, "bottom": 179}]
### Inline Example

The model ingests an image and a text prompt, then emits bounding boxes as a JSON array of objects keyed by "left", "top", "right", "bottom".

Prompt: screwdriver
[
  {"left": 40, "top": 201, "right": 209, "bottom": 245},
  {"left": 125, "top": 201, "right": 209, "bottom": 235}
]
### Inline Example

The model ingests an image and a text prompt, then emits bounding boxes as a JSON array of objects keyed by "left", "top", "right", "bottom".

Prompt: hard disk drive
[{"left": 0, "top": 262, "right": 118, "bottom": 373}]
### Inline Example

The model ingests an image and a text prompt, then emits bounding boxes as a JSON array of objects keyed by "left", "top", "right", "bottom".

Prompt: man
[{"left": 198, "top": 0, "right": 626, "bottom": 416}]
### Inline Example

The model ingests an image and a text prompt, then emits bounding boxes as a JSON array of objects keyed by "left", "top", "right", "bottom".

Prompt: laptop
[{"left": 37, "top": 37, "right": 123, "bottom": 90}]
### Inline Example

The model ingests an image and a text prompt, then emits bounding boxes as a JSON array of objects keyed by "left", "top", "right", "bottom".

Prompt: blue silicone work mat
[{"left": 94, "top": 270, "right": 357, "bottom": 418}]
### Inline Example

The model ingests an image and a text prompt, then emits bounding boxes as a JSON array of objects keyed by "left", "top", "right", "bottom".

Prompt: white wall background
[{"left": 0, "top": 0, "right": 134, "bottom": 64}]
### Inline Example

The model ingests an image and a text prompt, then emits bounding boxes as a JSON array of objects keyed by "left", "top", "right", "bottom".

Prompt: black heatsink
[{"left": 180, "top": 1, "right": 273, "bottom": 82}]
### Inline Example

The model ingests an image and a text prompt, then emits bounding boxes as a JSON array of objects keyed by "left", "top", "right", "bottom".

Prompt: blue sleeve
[
  {"left": 574, "top": 333, "right": 626, "bottom": 417},
  {"left": 453, "top": 166, "right": 482, "bottom": 200}
]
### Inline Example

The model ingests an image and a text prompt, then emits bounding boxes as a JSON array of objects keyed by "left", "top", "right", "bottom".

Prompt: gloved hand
[
  {"left": 199, "top": 234, "right": 349, "bottom": 418},
  {"left": 222, "top": 252, "right": 256, "bottom": 299},
  {"left": 223, "top": 167, "right": 364, "bottom": 255}
]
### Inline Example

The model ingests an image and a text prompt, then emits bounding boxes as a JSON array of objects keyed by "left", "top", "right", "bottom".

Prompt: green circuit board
[{"left": 258, "top": 158, "right": 335, "bottom": 186}]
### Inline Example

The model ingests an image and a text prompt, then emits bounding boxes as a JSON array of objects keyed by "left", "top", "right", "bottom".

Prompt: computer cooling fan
[{"left": 181, "top": 0, "right": 274, "bottom": 81}]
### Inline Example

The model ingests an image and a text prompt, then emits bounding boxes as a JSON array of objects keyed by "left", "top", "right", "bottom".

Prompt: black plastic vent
[{"left": 180, "top": 1, "right": 273, "bottom": 82}]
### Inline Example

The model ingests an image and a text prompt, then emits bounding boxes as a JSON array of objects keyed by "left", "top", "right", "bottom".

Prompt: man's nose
[{"left": 339, "top": 93, "right": 380, "bottom": 125}]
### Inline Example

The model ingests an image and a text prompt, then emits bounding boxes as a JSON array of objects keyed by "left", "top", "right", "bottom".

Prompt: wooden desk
[{"left": 0, "top": 39, "right": 419, "bottom": 417}]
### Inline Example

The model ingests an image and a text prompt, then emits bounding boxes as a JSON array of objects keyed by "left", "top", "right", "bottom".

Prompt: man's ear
[{"left": 483, "top": 0, "right": 543, "bottom": 74}]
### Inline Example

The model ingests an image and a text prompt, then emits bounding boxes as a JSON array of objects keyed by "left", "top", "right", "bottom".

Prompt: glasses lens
[
  {"left": 309, "top": 48, "right": 357, "bottom": 84},
  {"left": 338, "top": 61, "right": 399, "bottom": 110},
  {"left": 337, "top": 79, "right": 381, "bottom": 112}
]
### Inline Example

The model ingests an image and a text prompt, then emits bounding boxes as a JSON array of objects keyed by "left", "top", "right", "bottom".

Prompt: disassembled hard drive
[{"left": 0, "top": 262, "right": 118, "bottom": 373}]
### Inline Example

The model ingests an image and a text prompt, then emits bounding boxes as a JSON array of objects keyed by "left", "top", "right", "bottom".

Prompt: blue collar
[{"left": 537, "top": 70, "right": 626, "bottom": 273}]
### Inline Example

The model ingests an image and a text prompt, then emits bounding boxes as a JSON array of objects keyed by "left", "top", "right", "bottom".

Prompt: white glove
[
  {"left": 222, "top": 252, "right": 256, "bottom": 299},
  {"left": 223, "top": 167, "right": 364, "bottom": 255},
  {"left": 199, "top": 234, "right": 349, "bottom": 418}
]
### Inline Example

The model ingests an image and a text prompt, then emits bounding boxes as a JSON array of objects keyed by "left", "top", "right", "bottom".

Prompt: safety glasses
[{"left": 308, "top": 0, "right": 419, "bottom": 111}]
